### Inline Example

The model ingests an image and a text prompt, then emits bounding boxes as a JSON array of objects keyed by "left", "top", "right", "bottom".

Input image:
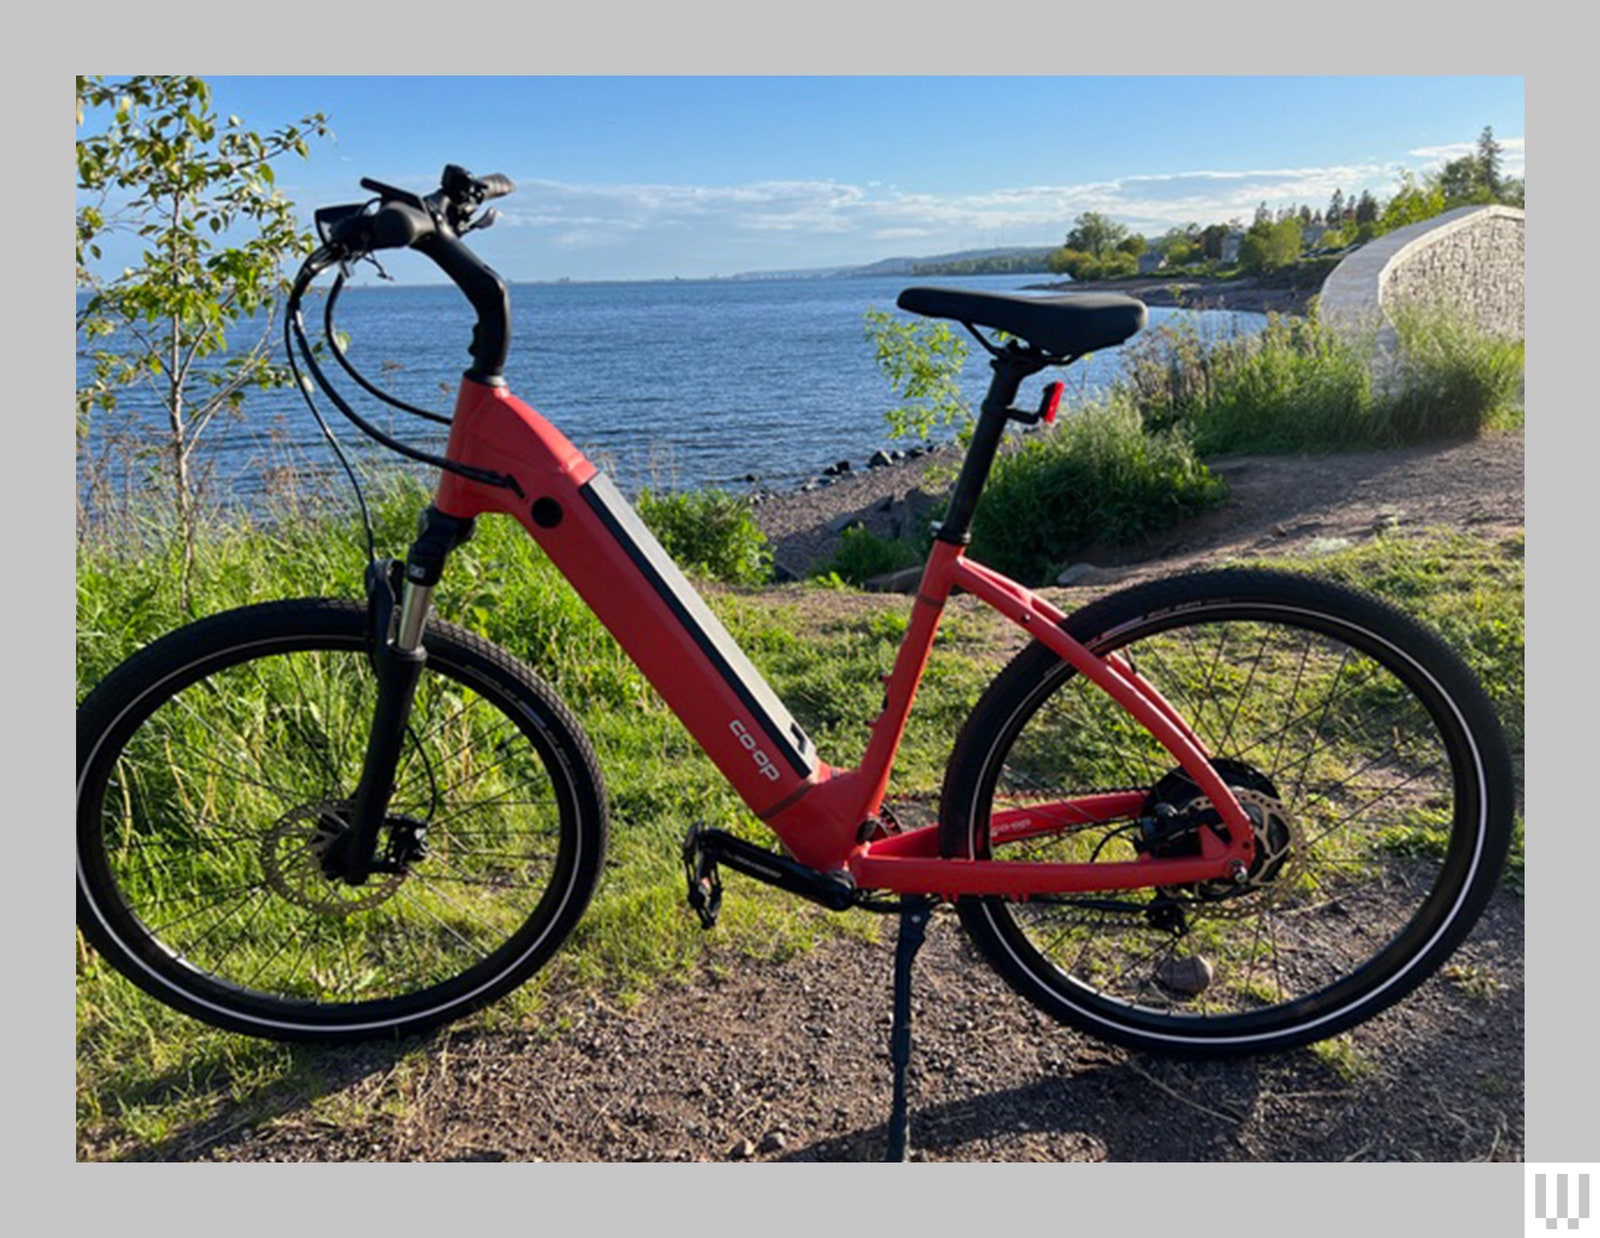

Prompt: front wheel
[
  {"left": 77, "top": 599, "right": 609, "bottom": 1043},
  {"left": 940, "top": 569, "right": 1514, "bottom": 1056}
]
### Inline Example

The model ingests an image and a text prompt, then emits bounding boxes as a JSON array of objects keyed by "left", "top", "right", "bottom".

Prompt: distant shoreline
[{"left": 1024, "top": 273, "right": 1324, "bottom": 316}]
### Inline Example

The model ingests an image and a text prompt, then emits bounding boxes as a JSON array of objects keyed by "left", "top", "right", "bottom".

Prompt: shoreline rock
[{"left": 749, "top": 442, "right": 962, "bottom": 580}]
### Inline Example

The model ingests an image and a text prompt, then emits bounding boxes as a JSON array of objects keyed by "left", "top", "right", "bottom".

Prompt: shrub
[
  {"left": 813, "top": 525, "right": 927, "bottom": 586},
  {"left": 970, "top": 399, "right": 1228, "bottom": 584},
  {"left": 1383, "top": 308, "right": 1525, "bottom": 439},
  {"left": 1118, "top": 308, "right": 1521, "bottom": 456},
  {"left": 634, "top": 487, "right": 773, "bottom": 586}
]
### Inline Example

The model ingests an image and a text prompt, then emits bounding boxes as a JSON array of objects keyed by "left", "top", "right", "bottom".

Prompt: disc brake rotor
[
  {"left": 1159, "top": 786, "right": 1298, "bottom": 916},
  {"left": 261, "top": 801, "right": 405, "bottom": 916}
]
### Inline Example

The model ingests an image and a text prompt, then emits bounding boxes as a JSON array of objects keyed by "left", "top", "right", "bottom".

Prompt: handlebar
[
  {"left": 318, "top": 164, "right": 514, "bottom": 259},
  {"left": 307, "top": 164, "right": 516, "bottom": 382},
  {"left": 285, "top": 163, "right": 528, "bottom": 497}
]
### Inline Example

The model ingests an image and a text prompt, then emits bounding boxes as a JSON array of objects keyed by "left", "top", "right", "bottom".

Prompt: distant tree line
[
  {"left": 1046, "top": 127, "right": 1523, "bottom": 282},
  {"left": 910, "top": 250, "right": 1058, "bottom": 276}
]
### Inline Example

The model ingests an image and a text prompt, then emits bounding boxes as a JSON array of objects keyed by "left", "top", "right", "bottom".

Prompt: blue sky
[{"left": 87, "top": 76, "right": 1524, "bottom": 283}]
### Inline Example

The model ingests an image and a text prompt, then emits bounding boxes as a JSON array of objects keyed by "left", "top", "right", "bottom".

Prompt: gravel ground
[{"left": 177, "top": 887, "right": 1522, "bottom": 1163}]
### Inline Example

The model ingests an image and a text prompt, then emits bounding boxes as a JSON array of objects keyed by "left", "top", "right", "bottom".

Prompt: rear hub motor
[{"left": 1141, "top": 758, "right": 1297, "bottom": 908}]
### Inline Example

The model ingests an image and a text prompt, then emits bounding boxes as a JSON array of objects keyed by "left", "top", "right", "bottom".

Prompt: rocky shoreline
[
  {"left": 748, "top": 440, "right": 963, "bottom": 581},
  {"left": 1024, "top": 274, "right": 1324, "bottom": 316}
]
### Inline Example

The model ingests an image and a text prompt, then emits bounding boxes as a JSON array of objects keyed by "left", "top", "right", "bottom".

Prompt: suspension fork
[{"left": 339, "top": 505, "right": 476, "bottom": 884}]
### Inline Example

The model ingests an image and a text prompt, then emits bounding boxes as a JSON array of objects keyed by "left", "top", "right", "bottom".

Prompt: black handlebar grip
[
  {"left": 332, "top": 202, "right": 433, "bottom": 253},
  {"left": 368, "top": 202, "right": 434, "bottom": 249}
]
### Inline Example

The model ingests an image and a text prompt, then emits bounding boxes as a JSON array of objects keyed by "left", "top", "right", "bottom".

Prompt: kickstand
[{"left": 884, "top": 896, "right": 934, "bottom": 1162}]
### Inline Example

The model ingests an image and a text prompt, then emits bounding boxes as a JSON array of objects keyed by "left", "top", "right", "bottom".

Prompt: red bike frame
[{"left": 435, "top": 377, "right": 1257, "bottom": 895}]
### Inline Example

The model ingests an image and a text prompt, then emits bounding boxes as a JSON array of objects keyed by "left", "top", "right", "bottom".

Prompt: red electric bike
[{"left": 76, "top": 167, "right": 1515, "bottom": 1158}]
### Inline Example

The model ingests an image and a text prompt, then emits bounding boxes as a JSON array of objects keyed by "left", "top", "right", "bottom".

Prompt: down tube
[{"left": 433, "top": 382, "right": 824, "bottom": 819}]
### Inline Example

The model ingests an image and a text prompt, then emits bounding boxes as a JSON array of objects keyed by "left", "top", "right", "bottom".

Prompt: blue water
[{"left": 77, "top": 273, "right": 1265, "bottom": 501}]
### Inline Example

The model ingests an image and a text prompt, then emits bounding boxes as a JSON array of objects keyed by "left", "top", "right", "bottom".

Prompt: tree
[
  {"left": 1199, "top": 223, "right": 1231, "bottom": 262},
  {"left": 1477, "top": 126, "right": 1503, "bottom": 199},
  {"left": 863, "top": 309, "right": 971, "bottom": 441},
  {"left": 1381, "top": 170, "right": 1446, "bottom": 231},
  {"left": 1239, "top": 217, "right": 1303, "bottom": 274},
  {"left": 76, "top": 76, "right": 329, "bottom": 594},
  {"left": 1436, "top": 154, "right": 1490, "bottom": 206},
  {"left": 1157, "top": 227, "right": 1200, "bottom": 266},
  {"left": 1354, "top": 190, "right": 1379, "bottom": 226},
  {"left": 1064, "top": 211, "right": 1129, "bottom": 259}
]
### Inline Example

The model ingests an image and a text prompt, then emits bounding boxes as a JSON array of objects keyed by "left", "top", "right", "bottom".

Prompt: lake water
[{"left": 77, "top": 273, "right": 1266, "bottom": 502}]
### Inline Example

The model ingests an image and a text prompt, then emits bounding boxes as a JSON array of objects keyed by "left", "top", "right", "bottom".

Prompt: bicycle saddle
[{"left": 897, "top": 286, "right": 1148, "bottom": 357}]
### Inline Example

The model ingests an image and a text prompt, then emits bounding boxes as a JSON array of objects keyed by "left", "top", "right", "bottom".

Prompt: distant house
[
  {"left": 1221, "top": 229, "right": 1246, "bottom": 265},
  {"left": 1138, "top": 251, "right": 1168, "bottom": 276}
]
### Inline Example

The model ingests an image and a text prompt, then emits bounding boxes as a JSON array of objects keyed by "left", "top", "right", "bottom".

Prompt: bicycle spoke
[
  {"left": 83, "top": 624, "right": 594, "bottom": 1024},
  {"left": 969, "top": 599, "right": 1480, "bottom": 1029}
]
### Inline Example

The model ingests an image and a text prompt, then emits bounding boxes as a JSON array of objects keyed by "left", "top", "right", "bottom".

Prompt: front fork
[{"left": 339, "top": 506, "right": 476, "bottom": 884}]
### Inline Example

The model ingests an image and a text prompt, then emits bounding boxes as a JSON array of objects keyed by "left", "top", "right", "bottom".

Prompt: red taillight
[{"left": 1041, "top": 381, "right": 1064, "bottom": 425}]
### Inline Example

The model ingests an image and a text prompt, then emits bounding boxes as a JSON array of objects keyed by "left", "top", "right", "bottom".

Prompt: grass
[
  {"left": 633, "top": 486, "right": 773, "bottom": 586},
  {"left": 1308, "top": 1034, "right": 1377, "bottom": 1086},
  {"left": 1119, "top": 308, "right": 1523, "bottom": 456},
  {"left": 813, "top": 524, "right": 928, "bottom": 586},
  {"left": 77, "top": 428, "right": 1523, "bottom": 1159},
  {"left": 76, "top": 271, "right": 1526, "bottom": 1159},
  {"left": 75, "top": 480, "right": 995, "bottom": 1159},
  {"left": 970, "top": 398, "right": 1228, "bottom": 584}
]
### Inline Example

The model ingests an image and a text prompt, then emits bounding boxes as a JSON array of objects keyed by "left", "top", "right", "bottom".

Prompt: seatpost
[{"left": 933, "top": 345, "right": 1048, "bottom": 545}]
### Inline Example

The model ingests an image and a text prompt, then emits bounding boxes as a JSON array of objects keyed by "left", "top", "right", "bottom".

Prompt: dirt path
[
  {"left": 121, "top": 431, "right": 1525, "bottom": 1164},
  {"left": 757, "top": 429, "right": 1523, "bottom": 585}
]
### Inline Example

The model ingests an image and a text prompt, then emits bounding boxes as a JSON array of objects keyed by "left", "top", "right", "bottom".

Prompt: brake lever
[{"left": 459, "top": 207, "right": 499, "bottom": 236}]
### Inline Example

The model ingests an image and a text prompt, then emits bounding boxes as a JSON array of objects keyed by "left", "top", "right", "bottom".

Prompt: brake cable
[
  {"left": 322, "top": 269, "right": 452, "bottom": 428},
  {"left": 284, "top": 256, "right": 379, "bottom": 565},
  {"left": 286, "top": 259, "right": 523, "bottom": 495}
]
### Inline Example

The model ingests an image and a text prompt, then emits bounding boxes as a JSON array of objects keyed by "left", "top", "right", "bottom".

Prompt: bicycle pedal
[{"left": 682, "top": 823, "right": 723, "bottom": 930}]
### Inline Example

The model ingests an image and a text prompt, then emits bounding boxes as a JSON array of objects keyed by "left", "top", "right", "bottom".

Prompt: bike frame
[{"left": 428, "top": 376, "right": 1258, "bottom": 898}]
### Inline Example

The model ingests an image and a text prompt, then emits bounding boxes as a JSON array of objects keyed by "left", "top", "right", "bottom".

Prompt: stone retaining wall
[{"left": 1320, "top": 205, "right": 1525, "bottom": 340}]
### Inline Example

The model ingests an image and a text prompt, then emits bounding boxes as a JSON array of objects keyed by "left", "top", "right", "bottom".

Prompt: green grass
[
  {"left": 75, "top": 481, "right": 992, "bottom": 1158},
  {"left": 76, "top": 477, "right": 1523, "bottom": 1158},
  {"left": 1119, "top": 308, "right": 1523, "bottom": 456},
  {"left": 633, "top": 486, "right": 773, "bottom": 586},
  {"left": 813, "top": 524, "right": 928, "bottom": 586}
]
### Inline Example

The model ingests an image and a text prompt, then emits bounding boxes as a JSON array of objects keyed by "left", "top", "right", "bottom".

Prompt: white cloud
[
  {"left": 1408, "top": 137, "right": 1525, "bottom": 177},
  {"left": 484, "top": 138, "right": 1527, "bottom": 276}
]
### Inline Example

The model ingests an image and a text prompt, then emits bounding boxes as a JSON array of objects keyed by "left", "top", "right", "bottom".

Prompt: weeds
[
  {"left": 1119, "top": 307, "right": 1522, "bottom": 455},
  {"left": 970, "top": 398, "right": 1227, "bottom": 584},
  {"left": 813, "top": 525, "right": 926, "bottom": 586},
  {"left": 634, "top": 487, "right": 773, "bottom": 586}
]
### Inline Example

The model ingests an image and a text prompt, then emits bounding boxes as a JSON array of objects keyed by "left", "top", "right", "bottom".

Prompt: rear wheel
[
  {"left": 77, "top": 599, "right": 609, "bottom": 1043},
  {"left": 940, "top": 569, "right": 1514, "bottom": 1056}
]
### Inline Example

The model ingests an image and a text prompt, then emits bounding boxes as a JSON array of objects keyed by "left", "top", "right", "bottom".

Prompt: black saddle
[{"left": 896, "top": 286, "right": 1147, "bottom": 358}]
